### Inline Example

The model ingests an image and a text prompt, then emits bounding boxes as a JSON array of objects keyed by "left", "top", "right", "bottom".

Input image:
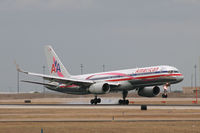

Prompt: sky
[{"left": 0, "top": 0, "right": 200, "bottom": 92}]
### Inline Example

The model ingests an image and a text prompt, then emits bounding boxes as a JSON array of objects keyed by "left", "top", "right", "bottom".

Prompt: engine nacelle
[
  {"left": 138, "top": 86, "right": 160, "bottom": 97},
  {"left": 89, "top": 83, "right": 110, "bottom": 94}
]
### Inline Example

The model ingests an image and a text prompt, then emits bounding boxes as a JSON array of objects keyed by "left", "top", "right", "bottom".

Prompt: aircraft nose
[{"left": 177, "top": 74, "right": 184, "bottom": 82}]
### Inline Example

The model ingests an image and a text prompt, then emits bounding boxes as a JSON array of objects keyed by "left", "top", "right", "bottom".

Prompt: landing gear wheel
[
  {"left": 90, "top": 99, "right": 94, "bottom": 104},
  {"left": 118, "top": 99, "right": 129, "bottom": 105},
  {"left": 119, "top": 99, "right": 123, "bottom": 105},
  {"left": 125, "top": 100, "right": 129, "bottom": 105},
  {"left": 162, "top": 93, "right": 168, "bottom": 98},
  {"left": 97, "top": 98, "right": 101, "bottom": 103},
  {"left": 94, "top": 101, "right": 98, "bottom": 105}
]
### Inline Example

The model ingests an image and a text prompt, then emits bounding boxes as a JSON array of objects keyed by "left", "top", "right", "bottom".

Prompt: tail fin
[{"left": 44, "top": 45, "right": 71, "bottom": 77}]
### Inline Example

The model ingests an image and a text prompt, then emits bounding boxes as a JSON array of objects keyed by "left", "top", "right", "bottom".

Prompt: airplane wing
[
  {"left": 16, "top": 63, "right": 120, "bottom": 87},
  {"left": 21, "top": 80, "right": 120, "bottom": 88},
  {"left": 15, "top": 64, "right": 94, "bottom": 87},
  {"left": 22, "top": 71, "right": 94, "bottom": 86}
]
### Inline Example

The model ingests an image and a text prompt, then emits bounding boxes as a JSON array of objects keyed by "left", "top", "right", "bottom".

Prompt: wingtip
[
  {"left": 44, "top": 45, "right": 53, "bottom": 49},
  {"left": 14, "top": 60, "right": 25, "bottom": 73},
  {"left": 14, "top": 60, "right": 19, "bottom": 71}
]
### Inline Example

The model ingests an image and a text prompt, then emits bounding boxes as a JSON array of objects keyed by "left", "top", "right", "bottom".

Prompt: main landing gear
[
  {"left": 119, "top": 90, "right": 129, "bottom": 105},
  {"left": 162, "top": 83, "right": 170, "bottom": 98},
  {"left": 90, "top": 96, "right": 101, "bottom": 105}
]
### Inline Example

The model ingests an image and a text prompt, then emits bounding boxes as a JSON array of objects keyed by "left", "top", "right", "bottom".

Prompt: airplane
[{"left": 16, "top": 45, "right": 184, "bottom": 105}]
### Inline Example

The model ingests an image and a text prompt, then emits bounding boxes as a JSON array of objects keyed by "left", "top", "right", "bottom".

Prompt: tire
[
  {"left": 90, "top": 99, "right": 94, "bottom": 104},
  {"left": 162, "top": 94, "right": 168, "bottom": 98},
  {"left": 94, "top": 101, "right": 97, "bottom": 105},
  {"left": 119, "top": 99, "right": 123, "bottom": 105},
  {"left": 97, "top": 98, "right": 101, "bottom": 103},
  {"left": 119, "top": 100, "right": 129, "bottom": 105},
  {"left": 125, "top": 100, "right": 129, "bottom": 105}
]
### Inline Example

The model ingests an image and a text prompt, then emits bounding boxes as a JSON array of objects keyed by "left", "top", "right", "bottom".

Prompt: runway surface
[
  {"left": 1, "top": 98, "right": 200, "bottom": 133},
  {"left": 1, "top": 103, "right": 200, "bottom": 127},
  {"left": 0, "top": 104, "right": 200, "bottom": 109}
]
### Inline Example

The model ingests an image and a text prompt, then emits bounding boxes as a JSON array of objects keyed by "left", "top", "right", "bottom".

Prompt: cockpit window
[
  {"left": 168, "top": 70, "right": 179, "bottom": 73},
  {"left": 168, "top": 71, "right": 173, "bottom": 73}
]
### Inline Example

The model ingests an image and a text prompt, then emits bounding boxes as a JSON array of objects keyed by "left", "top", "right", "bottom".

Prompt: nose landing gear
[{"left": 162, "top": 83, "right": 170, "bottom": 98}]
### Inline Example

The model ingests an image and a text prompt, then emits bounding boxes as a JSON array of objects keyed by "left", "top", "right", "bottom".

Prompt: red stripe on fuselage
[
  {"left": 135, "top": 73, "right": 182, "bottom": 80},
  {"left": 106, "top": 73, "right": 182, "bottom": 82}
]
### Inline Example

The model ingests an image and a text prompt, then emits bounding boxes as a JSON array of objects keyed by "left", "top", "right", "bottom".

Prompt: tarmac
[
  {"left": 1, "top": 97, "right": 200, "bottom": 133},
  {"left": 0, "top": 104, "right": 200, "bottom": 110}
]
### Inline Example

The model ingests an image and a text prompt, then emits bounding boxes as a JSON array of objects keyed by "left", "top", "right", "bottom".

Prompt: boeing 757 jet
[{"left": 16, "top": 45, "right": 184, "bottom": 105}]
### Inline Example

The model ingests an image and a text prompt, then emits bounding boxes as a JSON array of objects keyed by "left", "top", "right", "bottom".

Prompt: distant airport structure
[{"left": 182, "top": 87, "right": 200, "bottom": 94}]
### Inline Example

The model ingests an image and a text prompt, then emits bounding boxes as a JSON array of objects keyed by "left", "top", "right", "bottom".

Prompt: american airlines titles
[{"left": 135, "top": 67, "right": 159, "bottom": 74}]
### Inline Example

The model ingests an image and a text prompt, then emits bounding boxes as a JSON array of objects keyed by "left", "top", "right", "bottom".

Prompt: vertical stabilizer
[{"left": 44, "top": 45, "right": 71, "bottom": 77}]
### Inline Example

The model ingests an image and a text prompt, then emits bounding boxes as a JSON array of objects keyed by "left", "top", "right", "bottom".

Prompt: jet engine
[
  {"left": 89, "top": 83, "right": 110, "bottom": 94},
  {"left": 138, "top": 86, "right": 160, "bottom": 97}
]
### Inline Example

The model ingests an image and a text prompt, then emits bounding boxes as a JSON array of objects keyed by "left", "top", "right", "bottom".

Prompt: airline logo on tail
[{"left": 51, "top": 57, "right": 64, "bottom": 77}]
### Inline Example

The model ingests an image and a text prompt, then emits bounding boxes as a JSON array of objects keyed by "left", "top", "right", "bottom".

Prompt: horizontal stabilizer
[{"left": 21, "top": 80, "right": 57, "bottom": 87}]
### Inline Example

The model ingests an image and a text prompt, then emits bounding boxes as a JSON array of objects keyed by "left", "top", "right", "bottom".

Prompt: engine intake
[
  {"left": 138, "top": 86, "right": 160, "bottom": 97},
  {"left": 89, "top": 83, "right": 110, "bottom": 94}
]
